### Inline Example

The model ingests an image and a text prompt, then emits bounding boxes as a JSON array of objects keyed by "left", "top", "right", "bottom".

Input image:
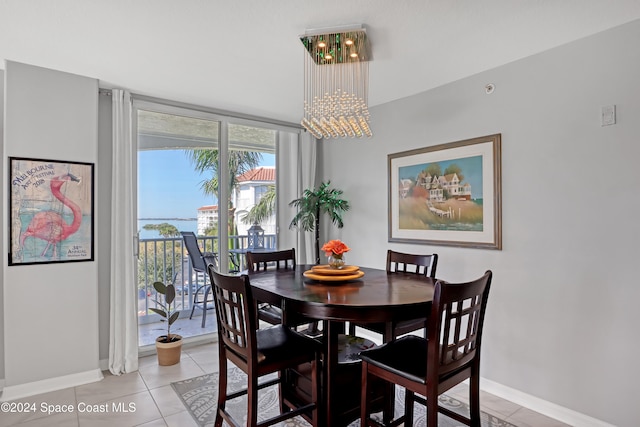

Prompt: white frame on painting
[{"left": 388, "top": 134, "right": 502, "bottom": 250}]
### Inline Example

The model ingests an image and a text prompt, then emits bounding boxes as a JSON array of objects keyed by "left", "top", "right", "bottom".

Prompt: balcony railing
[{"left": 137, "top": 234, "right": 276, "bottom": 324}]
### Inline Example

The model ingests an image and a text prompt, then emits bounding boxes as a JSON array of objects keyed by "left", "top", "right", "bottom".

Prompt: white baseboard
[
  {"left": 0, "top": 369, "right": 104, "bottom": 402},
  {"left": 348, "top": 327, "right": 614, "bottom": 426},
  {"left": 481, "top": 377, "right": 615, "bottom": 427},
  {"left": 4, "top": 339, "right": 610, "bottom": 425},
  {"left": 100, "top": 333, "right": 217, "bottom": 372}
]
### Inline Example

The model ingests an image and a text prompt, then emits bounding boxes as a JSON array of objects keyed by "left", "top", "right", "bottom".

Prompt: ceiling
[{"left": 1, "top": 1, "right": 640, "bottom": 125}]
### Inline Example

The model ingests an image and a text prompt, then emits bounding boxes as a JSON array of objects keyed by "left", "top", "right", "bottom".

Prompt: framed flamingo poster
[{"left": 9, "top": 157, "right": 95, "bottom": 266}]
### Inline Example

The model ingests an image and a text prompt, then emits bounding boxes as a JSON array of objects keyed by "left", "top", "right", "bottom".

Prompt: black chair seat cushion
[
  {"left": 256, "top": 325, "right": 319, "bottom": 364},
  {"left": 359, "top": 335, "right": 428, "bottom": 384}
]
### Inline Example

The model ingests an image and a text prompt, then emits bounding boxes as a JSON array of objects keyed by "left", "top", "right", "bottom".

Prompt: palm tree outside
[
  {"left": 186, "top": 149, "right": 262, "bottom": 237},
  {"left": 241, "top": 184, "right": 276, "bottom": 226}
]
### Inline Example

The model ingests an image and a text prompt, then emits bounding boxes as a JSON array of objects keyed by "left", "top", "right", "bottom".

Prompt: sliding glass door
[{"left": 133, "top": 100, "right": 278, "bottom": 343}]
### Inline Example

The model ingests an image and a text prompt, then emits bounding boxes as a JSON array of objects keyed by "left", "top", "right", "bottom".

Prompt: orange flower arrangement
[{"left": 321, "top": 239, "right": 350, "bottom": 258}]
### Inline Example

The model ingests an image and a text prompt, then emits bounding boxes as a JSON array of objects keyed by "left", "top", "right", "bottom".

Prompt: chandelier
[{"left": 300, "top": 25, "right": 372, "bottom": 139}]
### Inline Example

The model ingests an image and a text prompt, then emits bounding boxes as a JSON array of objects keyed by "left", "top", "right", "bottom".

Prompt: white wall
[
  {"left": 319, "top": 20, "right": 640, "bottom": 427},
  {"left": 2, "top": 62, "right": 102, "bottom": 399}
]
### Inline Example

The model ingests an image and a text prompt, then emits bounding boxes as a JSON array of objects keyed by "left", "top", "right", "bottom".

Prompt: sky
[{"left": 138, "top": 150, "right": 275, "bottom": 218}]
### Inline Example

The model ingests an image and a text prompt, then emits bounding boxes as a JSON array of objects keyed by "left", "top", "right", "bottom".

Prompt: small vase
[{"left": 328, "top": 253, "right": 346, "bottom": 269}]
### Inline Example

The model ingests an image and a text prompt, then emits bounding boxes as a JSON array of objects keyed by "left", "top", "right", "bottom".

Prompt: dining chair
[
  {"left": 180, "top": 231, "right": 215, "bottom": 328},
  {"left": 246, "top": 248, "right": 296, "bottom": 325},
  {"left": 349, "top": 250, "right": 438, "bottom": 342},
  {"left": 246, "top": 248, "right": 321, "bottom": 335},
  {"left": 246, "top": 248, "right": 296, "bottom": 272},
  {"left": 360, "top": 270, "right": 493, "bottom": 427},
  {"left": 208, "top": 266, "right": 321, "bottom": 427}
]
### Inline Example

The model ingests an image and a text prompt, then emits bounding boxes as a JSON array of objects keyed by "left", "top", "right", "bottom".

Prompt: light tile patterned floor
[
  {"left": 138, "top": 314, "right": 217, "bottom": 347},
  {"left": 0, "top": 337, "right": 570, "bottom": 427}
]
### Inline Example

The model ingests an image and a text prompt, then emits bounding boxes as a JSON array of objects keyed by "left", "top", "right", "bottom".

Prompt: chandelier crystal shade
[{"left": 300, "top": 26, "right": 372, "bottom": 139}]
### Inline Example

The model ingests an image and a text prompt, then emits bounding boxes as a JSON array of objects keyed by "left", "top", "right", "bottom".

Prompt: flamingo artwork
[{"left": 19, "top": 173, "right": 83, "bottom": 259}]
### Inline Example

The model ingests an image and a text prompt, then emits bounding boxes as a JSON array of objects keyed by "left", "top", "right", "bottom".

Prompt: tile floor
[
  {"left": 1, "top": 337, "right": 570, "bottom": 427},
  {"left": 138, "top": 314, "right": 217, "bottom": 348}
]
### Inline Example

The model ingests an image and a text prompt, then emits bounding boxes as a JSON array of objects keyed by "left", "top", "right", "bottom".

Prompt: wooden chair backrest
[
  {"left": 209, "top": 267, "right": 257, "bottom": 362},
  {"left": 386, "top": 250, "right": 438, "bottom": 278},
  {"left": 427, "top": 270, "right": 492, "bottom": 378},
  {"left": 246, "top": 248, "right": 296, "bottom": 273}
]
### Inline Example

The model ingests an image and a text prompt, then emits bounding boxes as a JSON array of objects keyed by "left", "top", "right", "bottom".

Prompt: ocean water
[{"left": 137, "top": 219, "right": 198, "bottom": 239}]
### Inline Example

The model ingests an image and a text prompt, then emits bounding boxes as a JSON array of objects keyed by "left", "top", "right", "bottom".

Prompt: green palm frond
[
  {"left": 242, "top": 185, "right": 276, "bottom": 225},
  {"left": 186, "top": 149, "right": 262, "bottom": 233}
]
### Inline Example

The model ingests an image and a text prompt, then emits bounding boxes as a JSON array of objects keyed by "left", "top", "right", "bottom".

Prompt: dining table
[{"left": 247, "top": 264, "right": 436, "bottom": 426}]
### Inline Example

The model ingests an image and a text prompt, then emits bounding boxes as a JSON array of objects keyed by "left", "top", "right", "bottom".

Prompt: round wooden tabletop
[{"left": 248, "top": 265, "right": 435, "bottom": 323}]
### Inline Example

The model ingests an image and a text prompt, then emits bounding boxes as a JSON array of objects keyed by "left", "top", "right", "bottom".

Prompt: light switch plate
[{"left": 601, "top": 105, "right": 616, "bottom": 126}]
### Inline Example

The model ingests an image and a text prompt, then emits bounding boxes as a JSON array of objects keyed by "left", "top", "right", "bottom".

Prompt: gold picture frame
[{"left": 388, "top": 134, "right": 502, "bottom": 250}]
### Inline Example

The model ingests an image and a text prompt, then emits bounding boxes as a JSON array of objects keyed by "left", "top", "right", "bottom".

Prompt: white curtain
[
  {"left": 277, "top": 130, "right": 317, "bottom": 264},
  {"left": 108, "top": 89, "right": 139, "bottom": 375},
  {"left": 298, "top": 131, "right": 317, "bottom": 264}
]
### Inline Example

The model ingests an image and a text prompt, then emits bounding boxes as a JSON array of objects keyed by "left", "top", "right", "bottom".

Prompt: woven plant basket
[{"left": 156, "top": 334, "right": 183, "bottom": 366}]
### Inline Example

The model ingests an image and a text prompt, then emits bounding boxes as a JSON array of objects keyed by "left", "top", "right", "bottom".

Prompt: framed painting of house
[
  {"left": 8, "top": 157, "right": 95, "bottom": 266},
  {"left": 388, "top": 134, "right": 502, "bottom": 249}
]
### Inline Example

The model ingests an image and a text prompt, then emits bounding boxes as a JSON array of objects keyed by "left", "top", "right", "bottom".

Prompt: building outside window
[{"left": 232, "top": 166, "right": 276, "bottom": 236}]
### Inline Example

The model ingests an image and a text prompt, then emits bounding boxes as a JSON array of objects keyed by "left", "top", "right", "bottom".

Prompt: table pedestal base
[{"left": 283, "top": 358, "right": 386, "bottom": 425}]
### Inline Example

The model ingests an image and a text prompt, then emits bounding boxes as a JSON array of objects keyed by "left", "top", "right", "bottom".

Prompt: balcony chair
[
  {"left": 360, "top": 270, "right": 493, "bottom": 427},
  {"left": 246, "top": 249, "right": 320, "bottom": 335},
  {"left": 208, "top": 266, "right": 320, "bottom": 427},
  {"left": 349, "top": 250, "right": 438, "bottom": 342},
  {"left": 180, "top": 231, "right": 216, "bottom": 328}
]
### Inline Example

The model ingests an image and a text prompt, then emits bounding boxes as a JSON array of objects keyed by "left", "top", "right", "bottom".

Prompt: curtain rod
[{"left": 98, "top": 88, "right": 302, "bottom": 131}]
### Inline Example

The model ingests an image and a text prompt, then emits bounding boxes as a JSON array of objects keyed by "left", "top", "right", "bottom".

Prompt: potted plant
[
  {"left": 150, "top": 281, "right": 182, "bottom": 366},
  {"left": 289, "top": 181, "right": 350, "bottom": 264}
]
